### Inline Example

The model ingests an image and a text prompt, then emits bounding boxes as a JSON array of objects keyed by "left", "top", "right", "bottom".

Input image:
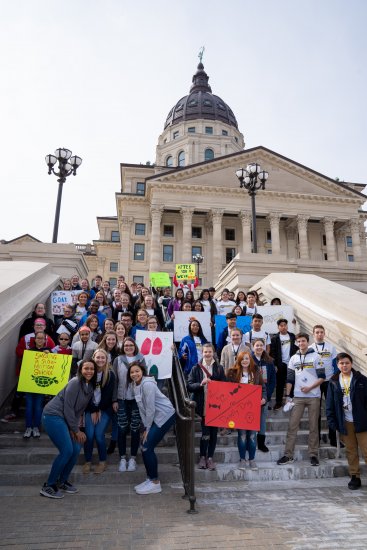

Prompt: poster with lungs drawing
[{"left": 135, "top": 330, "right": 174, "bottom": 380}]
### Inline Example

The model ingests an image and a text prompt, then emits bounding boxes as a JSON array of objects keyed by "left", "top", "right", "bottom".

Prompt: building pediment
[{"left": 146, "top": 146, "right": 365, "bottom": 203}]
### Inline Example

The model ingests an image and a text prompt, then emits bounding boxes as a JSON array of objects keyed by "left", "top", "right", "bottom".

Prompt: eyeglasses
[{"left": 59, "top": 338, "right": 69, "bottom": 341}]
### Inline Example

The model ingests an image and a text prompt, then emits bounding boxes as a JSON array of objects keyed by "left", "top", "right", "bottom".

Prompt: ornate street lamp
[
  {"left": 45, "top": 148, "right": 82, "bottom": 242},
  {"left": 192, "top": 253, "right": 204, "bottom": 283},
  {"left": 235, "top": 163, "right": 268, "bottom": 253}
]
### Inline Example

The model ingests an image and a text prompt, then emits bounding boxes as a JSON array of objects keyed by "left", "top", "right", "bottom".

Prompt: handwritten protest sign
[
  {"left": 173, "top": 311, "right": 212, "bottom": 342},
  {"left": 136, "top": 330, "right": 173, "bottom": 379},
  {"left": 175, "top": 263, "right": 196, "bottom": 281},
  {"left": 214, "top": 315, "right": 252, "bottom": 346},
  {"left": 17, "top": 350, "right": 72, "bottom": 395},
  {"left": 51, "top": 290, "right": 82, "bottom": 315},
  {"left": 149, "top": 272, "right": 171, "bottom": 287},
  {"left": 257, "top": 305, "right": 294, "bottom": 334},
  {"left": 205, "top": 380, "right": 261, "bottom": 430}
]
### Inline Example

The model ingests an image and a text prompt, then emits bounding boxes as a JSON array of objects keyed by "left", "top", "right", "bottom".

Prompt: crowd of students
[{"left": 3, "top": 272, "right": 367, "bottom": 498}]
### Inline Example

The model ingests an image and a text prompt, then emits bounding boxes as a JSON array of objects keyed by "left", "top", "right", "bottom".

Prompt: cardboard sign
[
  {"left": 175, "top": 263, "right": 196, "bottom": 281},
  {"left": 136, "top": 330, "right": 173, "bottom": 380},
  {"left": 257, "top": 305, "right": 294, "bottom": 334},
  {"left": 205, "top": 380, "right": 261, "bottom": 430},
  {"left": 173, "top": 311, "right": 212, "bottom": 342},
  {"left": 17, "top": 350, "right": 72, "bottom": 395},
  {"left": 214, "top": 315, "right": 252, "bottom": 346},
  {"left": 149, "top": 272, "right": 171, "bottom": 287},
  {"left": 51, "top": 290, "right": 82, "bottom": 315}
]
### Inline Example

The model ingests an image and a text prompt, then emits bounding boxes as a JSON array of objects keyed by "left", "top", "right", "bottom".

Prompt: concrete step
[
  {"left": 0, "top": 429, "right": 334, "bottom": 449},
  {"left": 0, "top": 458, "right": 363, "bottom": 486},
  {"left": 0, "top": 442, "right": 345, "bottom": 466}
]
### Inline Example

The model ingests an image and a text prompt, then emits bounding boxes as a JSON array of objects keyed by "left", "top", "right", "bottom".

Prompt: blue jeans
[
  {"left": 42, "top": 414, "right": 81, "bottom": 486},
  {"left": 142, "top": 413, "right": 176, "bottom": 480},
  {"left": 110, "top": 412, "right": 118, "bottom": 441},
  {"left": 25, "top": 393, "right": 44, "bottom": 428},
  {"left": 259, "top": 404, "right": 267, "bottom": 436},
  {"left": 237, "top": 430, "right": 256, "bottom": 460},
  {"left": 84, "top": 411, "right": 111, "bottom": 462},
  {"left": 117, "top": 399, "right": 141, "bottom": 457}
]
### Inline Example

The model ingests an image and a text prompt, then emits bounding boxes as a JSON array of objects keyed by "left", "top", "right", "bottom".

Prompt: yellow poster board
[
  {"left": 175, "top": 263, "right": 196, "bottom": 281},
  {"left": 17, "top": 351, "right": 72, "bottom": 395}
]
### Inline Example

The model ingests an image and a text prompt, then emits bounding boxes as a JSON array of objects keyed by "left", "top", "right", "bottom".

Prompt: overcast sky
[{"left": 1, "top": 0, "right": 366, "bottom": 244}]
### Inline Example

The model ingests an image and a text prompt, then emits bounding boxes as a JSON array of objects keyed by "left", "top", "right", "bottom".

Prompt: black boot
[
  {"left": 348, "top": 475, "right": 361, "bottom": 490},
  {"left": 107, "top": 439, "right": 116, "bottom": 455},
  {"left": 257, "top": 433, "right": 269, "bottom": 453}
]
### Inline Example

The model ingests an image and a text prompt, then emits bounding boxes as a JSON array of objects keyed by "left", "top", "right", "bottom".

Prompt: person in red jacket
[{"left": 51, "top": 332, "right": 72, "bottom": 355}]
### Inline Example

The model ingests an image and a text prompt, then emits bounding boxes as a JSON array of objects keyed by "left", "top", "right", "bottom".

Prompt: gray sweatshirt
[
  {"left": 112, "top": 353, "right": 146, "bottom": 401},
  {"left": 133, "top": 377, "right": 175, "bottom": 431},
  {"left": 43, "top": 377, "right": 94, "bottom": 433}
]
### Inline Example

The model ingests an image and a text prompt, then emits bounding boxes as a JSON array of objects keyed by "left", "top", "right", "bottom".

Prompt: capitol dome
[{"left": 164, "top": 62, "right": 239, "bottom": 130}]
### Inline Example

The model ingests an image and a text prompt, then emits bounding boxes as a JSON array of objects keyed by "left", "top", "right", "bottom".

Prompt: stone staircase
[{"left": 0, "top": 405, "right": 360, "bottom": 487}]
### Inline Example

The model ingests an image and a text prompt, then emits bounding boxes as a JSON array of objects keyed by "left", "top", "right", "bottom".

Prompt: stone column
[
  {"left": 285, "top": 223, "right": 297, "bottom": 260},
  {"left": 211, "top": 209, "right": 224, "bottom": 278},
  {"left": 323, "top": 217, "right": 337, "bottom": 261},
  {"left": 239, "top": 211, "right": 252, "bottom": 254},
  {"left": 297, "top": 215, "right": 309, "bottom": 259},
  {"left": 350, "top": 218, "right": 362, "bottom": 260},
  {"left": 267, "top": 213, "right": 281, "bottom": 254},
  {"left": 180, "top": 207, "right": 195, "bottom": 263},
  {"left": 149, "top": 205, "right": 163, "bottom": 273},
  {"left": 359, "top": 220, "right": 367, "bottom": 259},
  {"left": 119, "top": 215, "right": 133, "bottom": 278}
]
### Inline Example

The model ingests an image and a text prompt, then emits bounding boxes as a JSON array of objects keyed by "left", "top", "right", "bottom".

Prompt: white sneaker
[
  {"left": 249, "top": 460, "right": 258, "bottom": 471},
  {"left": 127, "top": 457, "right": 137, "bottom": 472},
  {"left": 118, "top": 457, "right": 127, "bottom": 472},
  {"left": 23, "top": 428, "right": 32, "bottom": 438},
  {"left": 134, "top": 479, "right": 150, "bottom": 490},
  {"left": 33, "top": 427, "right": 40, "bottom": 438},
  {"left": 135, "top": 480, "right": 162, "bottom": 495}
]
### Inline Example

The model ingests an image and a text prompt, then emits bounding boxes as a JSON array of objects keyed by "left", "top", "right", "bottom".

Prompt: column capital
[
  {"left": 267, "top": 212, "right": 281, "bottom": 226},
  {"left": 239, "top": 211, "right": 252, "bottom": 224},
  {"left": 297, "top": 214, "right": 309, "bottom": 230},
  {"left": 120, "top": 216, "right": 134, "bottom": 227},
  {"left": 323, "top": 216, "right": 335, "bottom": 228},
  {"left": 180, "top": 206, "right": 195, "bottom": 220},
  {"left": 211, "top": 208, "right": 224, "bottom": 223},
  {"left": 349, "top": 218, "right": 360, "bottom": 232},
  {"left": 151, "top": 205, "right": 164, "bottom": 221}
]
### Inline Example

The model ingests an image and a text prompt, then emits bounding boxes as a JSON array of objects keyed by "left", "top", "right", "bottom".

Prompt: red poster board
[{"left": 205, "top": 381, "right": 262, "bottom": 430}]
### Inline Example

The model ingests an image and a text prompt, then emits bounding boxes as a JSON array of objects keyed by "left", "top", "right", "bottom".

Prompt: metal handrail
[{"left": 168, "top": 348, "right": 197, "bottom": 514}]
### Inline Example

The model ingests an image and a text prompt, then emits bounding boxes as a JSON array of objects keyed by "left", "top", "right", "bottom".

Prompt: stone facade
[{"left": 86, "top": 63, "right": 367, "bottom": 291}]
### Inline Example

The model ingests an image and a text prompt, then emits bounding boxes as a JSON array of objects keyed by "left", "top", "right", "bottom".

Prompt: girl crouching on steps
[{"left": 128, "top": 362, "right": 176, "bottom": 495}]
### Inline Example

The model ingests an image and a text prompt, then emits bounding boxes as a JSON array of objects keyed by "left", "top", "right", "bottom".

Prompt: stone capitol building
[{"left": 85, "top": 60, "right": 367, "bottom": 292}]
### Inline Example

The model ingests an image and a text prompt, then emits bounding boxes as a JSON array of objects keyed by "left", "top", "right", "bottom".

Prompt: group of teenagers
[{"left": 4, "top": 272, "right": 367, "bottom": 497}]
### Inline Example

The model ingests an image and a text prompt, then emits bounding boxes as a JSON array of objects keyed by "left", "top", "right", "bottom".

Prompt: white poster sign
[
  {"left": 257, "top": 305, "right": 294, "bottom": 334},
  {"left": 51, "top": 290, "right": 82, "bottom": 315},
  {"left": 136, "top": 330, "right": 174, "bottom": 380},
  {"left": 173, "top": 311, "right": 212, "bottom": 342}
]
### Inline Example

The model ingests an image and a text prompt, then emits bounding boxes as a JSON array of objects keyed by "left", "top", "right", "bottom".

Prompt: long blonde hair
[{"left": 92, "top": 348, "right": 111, "bottom": 387}]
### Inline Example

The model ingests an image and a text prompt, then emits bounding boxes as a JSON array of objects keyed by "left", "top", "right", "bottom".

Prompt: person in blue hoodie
[
  {"left": 178, "top": 319, "right": 208, "bottom": 377},
  {"left": 252, "top": 338, "right": 276, "bottom": 453},
  {"left": 128, "top": 362, "right": 175, "bottom": 495}
]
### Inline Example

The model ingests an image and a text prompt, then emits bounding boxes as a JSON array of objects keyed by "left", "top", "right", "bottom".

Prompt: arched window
[
  {"left": 166, "top": 156, "right": 173, "bottom": 167},
  {"left": 178, "top": 151, "right": 185, "bottom": 167},
  {"left": 205, "top": 148, "right": 214, "bottom": 161}
]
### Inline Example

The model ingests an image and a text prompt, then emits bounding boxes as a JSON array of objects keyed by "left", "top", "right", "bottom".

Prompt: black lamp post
[
  {"left": 192, "top": 253, "right": 204, "bottom": 283},
  {"left": 235, "top": 163, "right": 269, "bottom": 253},
  {"left": 45, "top": 148, "right": 82, "bottom": 243}
]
